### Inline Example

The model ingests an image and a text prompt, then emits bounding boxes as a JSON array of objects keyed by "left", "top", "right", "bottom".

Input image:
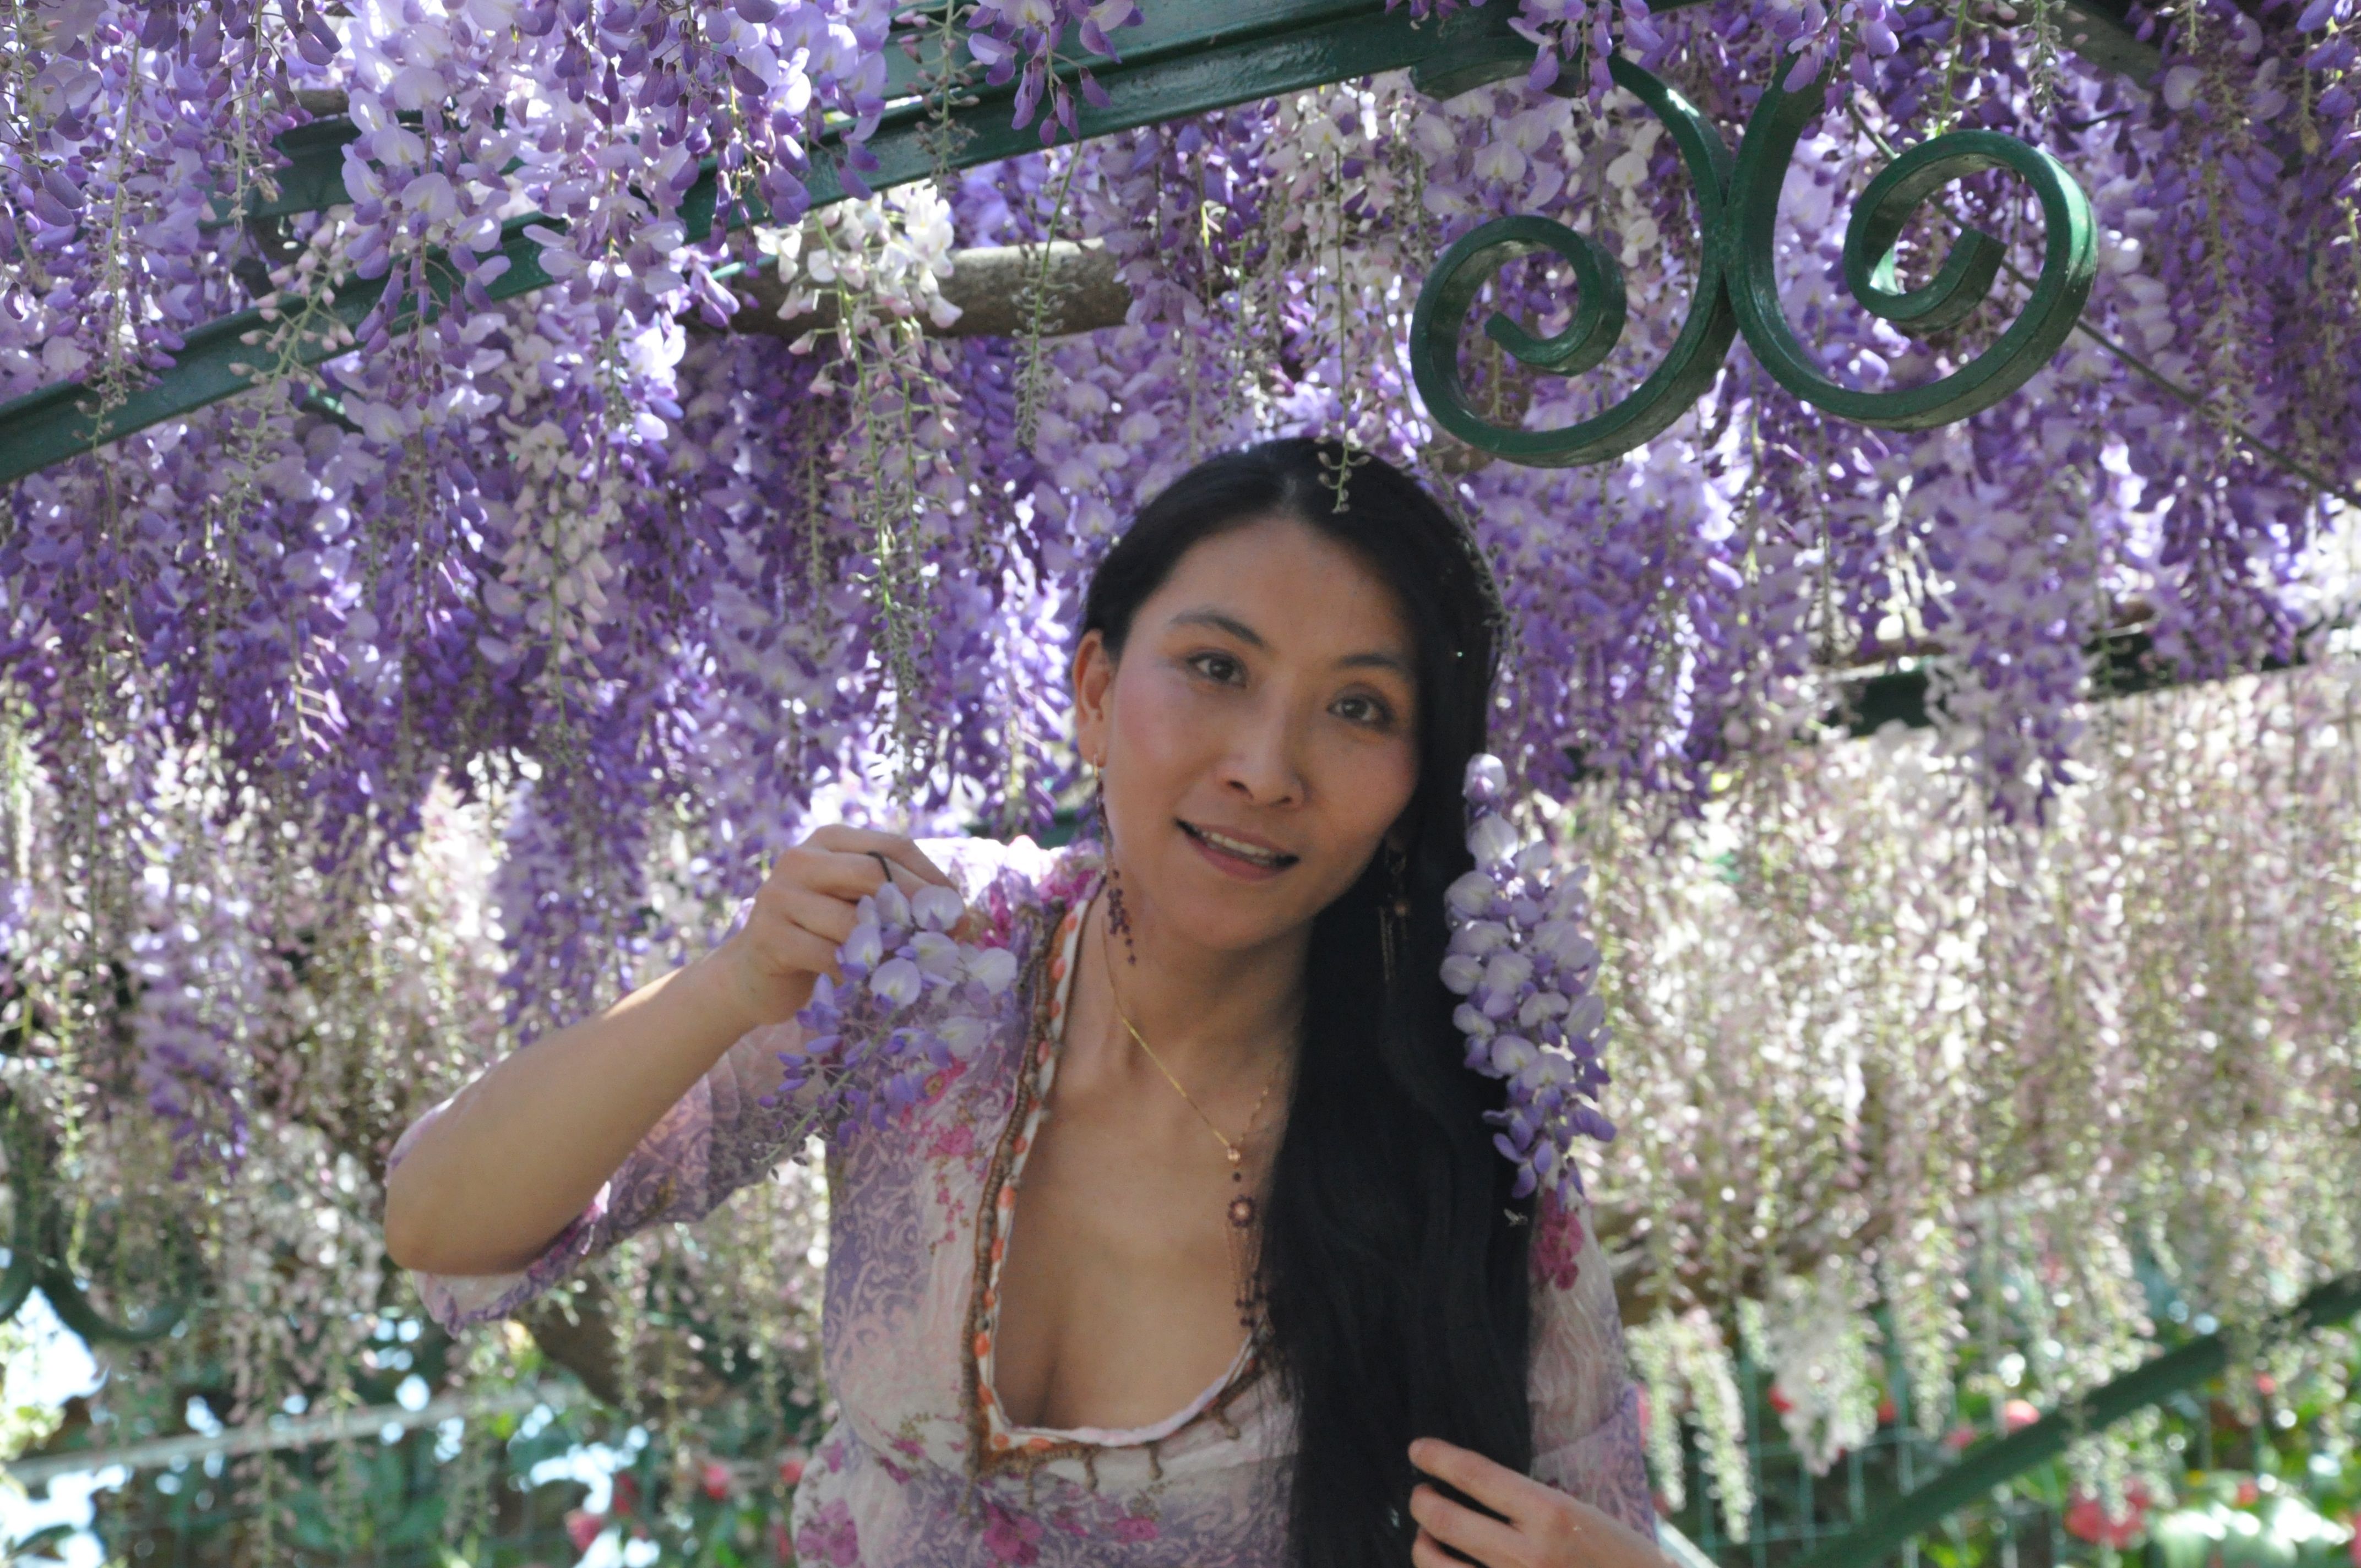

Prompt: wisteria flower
[
  {"left": 1445, "top": 755, "right": 1616, "bottom": 1206},
  {"left": 765, "top": 880, "right": 1023, "bottom": 1133}
]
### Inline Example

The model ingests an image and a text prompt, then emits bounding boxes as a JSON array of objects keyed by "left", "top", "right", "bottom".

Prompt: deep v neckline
[{"left": 960, "top": 871, "right": 1264, "bottom": 1474}]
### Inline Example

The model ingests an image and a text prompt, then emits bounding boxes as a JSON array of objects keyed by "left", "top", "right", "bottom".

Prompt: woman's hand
[
  {"left": 707, "top": 826, "right": 964, "bottom": 1031},
  {"left": 1407, "top": 1438, "right": 1670, "bottom": 1568}
]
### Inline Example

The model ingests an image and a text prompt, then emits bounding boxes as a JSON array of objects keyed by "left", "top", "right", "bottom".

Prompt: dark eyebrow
[{"left": 1169, "top": 608, "right": 1415, "bottom": 679}]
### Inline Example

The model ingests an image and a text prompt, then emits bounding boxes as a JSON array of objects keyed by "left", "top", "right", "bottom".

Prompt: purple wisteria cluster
[
  {"left": 1444, "top": 756, "right": 1617, "bottom": 1208},
  {"left": 764, "top": 879, "right": 1022, "bottom": 1134}
]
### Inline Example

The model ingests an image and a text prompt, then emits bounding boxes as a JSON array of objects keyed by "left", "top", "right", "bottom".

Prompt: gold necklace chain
[{"left": 1095, "top": 897, "right": 1285, "bottom": 1169}]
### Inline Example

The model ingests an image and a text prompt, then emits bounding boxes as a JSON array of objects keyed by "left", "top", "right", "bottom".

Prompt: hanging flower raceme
[
  {"left": 764, "top": 879, "right": 1022, "bottom": 1133},
  {"left": 1444, "top": 754, "right": 1616, "bottom": 1207},
  {"left": 967, "top": 0, "right": 1143, "bottom": 144}
]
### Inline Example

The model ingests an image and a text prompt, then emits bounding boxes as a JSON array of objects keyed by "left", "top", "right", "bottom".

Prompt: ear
[{"left": 1071, "top": 628, "right": 1116, "bottom": 766}]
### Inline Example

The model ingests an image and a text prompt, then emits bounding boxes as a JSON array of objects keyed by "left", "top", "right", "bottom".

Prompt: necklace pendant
[
  {"left": 1228, "top": 1195, "right": 1257, "bottom": 1229},
  {"left": 1225, "top": 1146, "right": 1243, "bottom": 1166}
]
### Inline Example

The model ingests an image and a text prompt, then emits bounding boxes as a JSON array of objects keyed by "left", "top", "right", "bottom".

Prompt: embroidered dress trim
[{"left": 961, "top": 869, "right": 1267, "bottom": 1483}]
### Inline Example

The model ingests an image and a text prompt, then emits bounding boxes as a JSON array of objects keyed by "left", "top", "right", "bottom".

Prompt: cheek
[
  {"left": 1122, "top": 667, "right": 1214, "bottom": 760},
  {"left": 1317, "top": 734, "right": 1419, "bottom": 838}
]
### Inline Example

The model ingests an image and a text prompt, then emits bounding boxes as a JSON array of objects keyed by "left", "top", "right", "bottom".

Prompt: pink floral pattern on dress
[
  {"left": 396, "top": 835, "right": 1657, "bottom": 1565},
  {"left": 1533, "top": 1188, "right": 1587, "bottom": 1291},
  {"left": 796, "top": 1499, "right": 861, "bottom": 1566},
  {"left": 983, "top": 1499, "right": 1046, "bottom": 1564}
]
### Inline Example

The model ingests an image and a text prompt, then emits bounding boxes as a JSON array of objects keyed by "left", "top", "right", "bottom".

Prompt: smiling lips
[{"left": 1179, "top": 820, "right": 1299, "bottom": 875}]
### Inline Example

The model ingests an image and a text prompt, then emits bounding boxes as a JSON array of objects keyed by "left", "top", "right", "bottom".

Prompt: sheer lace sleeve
[
  {"left": 387, "top": 832, "right": 1056, "bottom": 1333},
  {"left": 1528, "top": 1189, "right": 1657, "bottom": 1538},
  {"left": 389, "top": 1011, "right": 815, "bottom": 1332}
]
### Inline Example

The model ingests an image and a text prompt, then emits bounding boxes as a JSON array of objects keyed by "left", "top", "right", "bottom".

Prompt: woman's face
[{"left": 1071, "top": 513, "right": 1422, "bottom": 953}]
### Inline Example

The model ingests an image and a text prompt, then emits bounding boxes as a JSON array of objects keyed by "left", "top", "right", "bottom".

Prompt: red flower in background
[
  {"left": 701, "top": 1461, "right": 734, "bottom": 1501},
  {"left": 2064, "top": 1484, "right": 2153, "bottom": 1549},
  {"left": 2003, "top": 1399, "right": 2041, "bottom": 1432},
  {"left": 563, "top": 1509, "right": 607, "bottom": 1554}
]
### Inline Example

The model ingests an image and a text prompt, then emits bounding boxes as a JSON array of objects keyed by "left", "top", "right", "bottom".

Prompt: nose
[{"left": 1221, "top": 700, "right": 1307, "bottom": 808}]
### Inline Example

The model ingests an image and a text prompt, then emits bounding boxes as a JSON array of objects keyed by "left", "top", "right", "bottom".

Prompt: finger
[
  {"left": 769, "top": 843, "right": 915, "bottom": 906},
  {"left": 1409, "top": 1438, "right": 1557, "bottom": 1526},
  {"left": 803, "top": 825, "right": 955, "bottom": 888},
  {"left": 1408, "top": 1484, "right": 1526, "bottom": 1568},
  {"left": 1412, "top": 1526, "right": 1498, "bottom": 1568},
  {"left": 774, "top": 886, "right": 862, "bottom": 950},
  {"left": 771, "top": 842, "right": 893, "bottom": 903},
  {"left": 752, "top": 922, "right": 845, "bottom": 986}
]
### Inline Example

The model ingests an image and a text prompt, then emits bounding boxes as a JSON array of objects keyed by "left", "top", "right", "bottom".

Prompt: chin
[{"left": 1160, "top": 867, "right": 1336, "bottom": 946}]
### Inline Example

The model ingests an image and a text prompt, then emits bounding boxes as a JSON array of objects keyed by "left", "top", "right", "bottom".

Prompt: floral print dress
[{"left": 392, "top": 835, "right": 1655, "bottom": 1566}]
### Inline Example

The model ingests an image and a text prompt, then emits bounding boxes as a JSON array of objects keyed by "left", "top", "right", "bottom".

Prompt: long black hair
[{"left": 1078, "top": 437, "right": 1528, "bottom": 1568}]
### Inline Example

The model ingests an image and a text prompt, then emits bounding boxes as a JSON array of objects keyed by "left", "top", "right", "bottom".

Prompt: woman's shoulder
[{"left": 914, "top": 831, "right": 1101, "bottom": 945}]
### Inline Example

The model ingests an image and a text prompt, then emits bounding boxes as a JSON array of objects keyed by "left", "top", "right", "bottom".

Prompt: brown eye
[
  {"left": 1335, "top": 694, "right": 1395, "bottom": 728},
  {"left": 1189, "top": 652, "right": 1244, "bottom": 683}
]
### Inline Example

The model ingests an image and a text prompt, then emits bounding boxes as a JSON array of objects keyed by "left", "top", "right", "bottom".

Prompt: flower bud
[
  {"left": 869, "top": 957, "right": 922, "bottom": 1011},
  {"left": 1445, "top": 869, "right": 1497, "bottom": 917},
  {"left": 1531, "top": 920, "right": 1597, "bottom": 973},
  {"left": 938, "top": 1015, "right": 992, "bottom": 1060},
  {"left": 964, "top": 946, "right": 1018, "bottom": 994},
  {"left": 912, "top": 883, "right": 964, "bottom": 932},
  {"left": 1464, "top": 753, "right": 1508, "bottom": 807},
  {"left": 1449, "top": 919, "right": 1510, "bottom": 957},
  {"left": 841, "top": 921, "right": 884, "bottom": 972},
  {"left": 1488, "top": 1033, "right": 1538, "bottom": 1076},
  {"left": 1467, "top": 813, "right": 1519, "bottom": 868},
  {"left": 910, "top": 930, "right": 961, "bottom": 978},
  {"left": 1518, "top": 990, "right": 1570, "bottom": 1030}
]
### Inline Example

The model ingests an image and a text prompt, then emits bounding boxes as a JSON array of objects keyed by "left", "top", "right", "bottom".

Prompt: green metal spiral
[
  {"left": 1408, "top": 55, "right": 1737, "bottom": 467},
  {"left": 1408, "top": 51, "right": 2097, "bottom": 459},
  {"left": 1723, "top": 58, "right": 2097, "bottom": 430}
]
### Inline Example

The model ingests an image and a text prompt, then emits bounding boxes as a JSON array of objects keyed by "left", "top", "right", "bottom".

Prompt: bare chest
[{"left": 987, "top": 1090, "right": 1270, "bottom": 1434}]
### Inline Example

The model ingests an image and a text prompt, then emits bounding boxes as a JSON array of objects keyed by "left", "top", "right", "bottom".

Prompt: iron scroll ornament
[{"left": 1410, "top": 53, "right": 2099, "bottom": 464}]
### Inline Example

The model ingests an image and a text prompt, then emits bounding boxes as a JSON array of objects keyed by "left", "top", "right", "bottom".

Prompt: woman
[{"left": 384, "top": 438, "right": 1666, "bottom": 1568}]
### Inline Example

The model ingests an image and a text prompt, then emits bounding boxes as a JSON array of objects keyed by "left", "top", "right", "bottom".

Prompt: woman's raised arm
[{"left": 381, "top": 826, "right": 960, "bottom": 1279}]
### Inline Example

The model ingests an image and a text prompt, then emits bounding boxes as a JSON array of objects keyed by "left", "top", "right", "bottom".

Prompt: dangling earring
[
  {"left": 1092, "top": 758, "right": 1138, "bottom": 965},
  {"left": 1379, "top": 841, "right": 1409, "bottom": 992}
]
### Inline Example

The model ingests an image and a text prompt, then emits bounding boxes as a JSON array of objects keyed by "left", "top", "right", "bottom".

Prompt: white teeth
[{"left": 1192, "top": 825, "right": 1287, "bottom": 864}]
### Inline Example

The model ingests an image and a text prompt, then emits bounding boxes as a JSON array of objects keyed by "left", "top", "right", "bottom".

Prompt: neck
[{"left": 1086, "top": 855, "right": 1305, "bottom": 1091}]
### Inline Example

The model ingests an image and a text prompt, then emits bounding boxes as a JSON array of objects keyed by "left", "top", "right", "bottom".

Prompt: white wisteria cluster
[
  {"left": 1586, "top": 654, "right": 2361, "bottom": 1536},
  {"left": 1444, "top": 753, "right": 1617, "bottom": 1208}
]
